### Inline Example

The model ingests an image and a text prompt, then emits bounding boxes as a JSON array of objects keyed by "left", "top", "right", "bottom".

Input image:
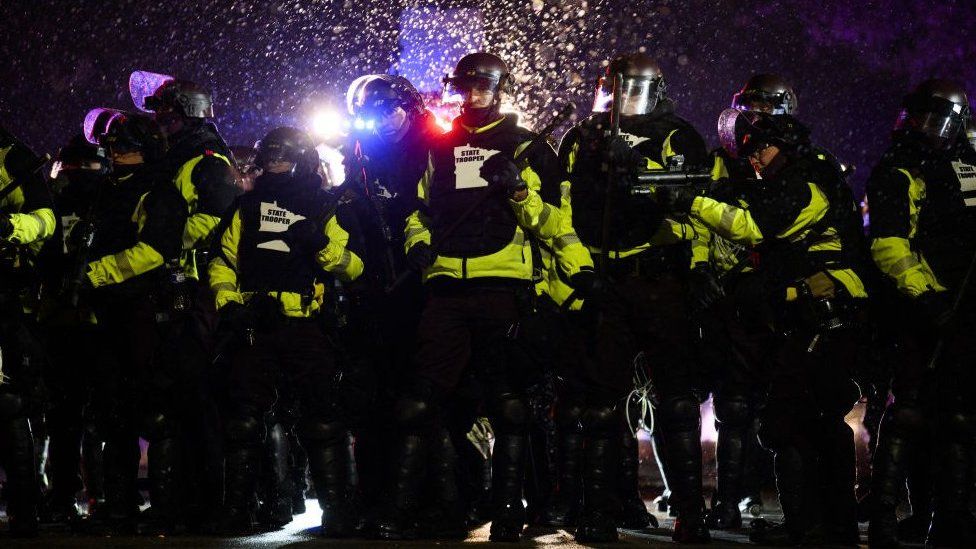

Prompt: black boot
[
  {"left": 708, "top": 395, "right": 750, "bottom": 530},
  {"left": 575, "top": 405, "right": 620, "bottom": 543},
  {"left": 868, "top": 406, "right": 920, "bottom": 549},
  {"left": 88, "top": 434, "right": 140, "bottom": 535},
  {"left": 540, "top": 402, "right": 583, "bottom": 527},
  {"left": 217, "top": 417, "right": 263, "bottom": 535},
  {"left": 659, "top": 396, "right": 709, "bottom": 544},
  {"left": 818, "top": 418, "right": 859, "bottom": 545},
  {"left": 751, "top": 446, "right": 821, "bottom": 546},
  {"left": 618, "top": 429, "right": 657, "bottom": 529},
  {"left": 1, "top": 414, "right": 39, "bottom": 537},
  {"left": 288, "top": 431, "right": 308, "bottom": 514},
  {"left": 301, "top": 421, "right": 353, "bottom": 538},
  {"left": 140, "top": 433, "right": 183, "bottom": 535},
  {"left": 926, "top": 411, "right": 976, "bottom": 549},
  {"left": 489, "top": 397, "right": 528, "bottom": 543},
  {"left": 258, "top": 422, "right": 294, "bottom": 529},
  {"left": 368, "top": 432, "right": 425, "bottom": 539},
  {"left": 422, "top": 428, "right": 465, "bottom": 539}
]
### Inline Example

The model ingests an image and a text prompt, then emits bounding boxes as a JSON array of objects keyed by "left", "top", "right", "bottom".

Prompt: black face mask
[{"left": 459, "top": 105, "right": 500, "bottom": 128}]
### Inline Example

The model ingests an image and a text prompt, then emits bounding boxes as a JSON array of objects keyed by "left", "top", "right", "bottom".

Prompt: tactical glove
[
  {"left": 687, "top": 264, "right": 725, "bottom": 313},
  {"left": 284, "top": 219, "right": 330, "bottom": 253},
  {"left": 405, "top": 242, "right": 436, "bottom": 271},
  {"left": 480, "top": 153, "right": 527, "bottom": 198}
]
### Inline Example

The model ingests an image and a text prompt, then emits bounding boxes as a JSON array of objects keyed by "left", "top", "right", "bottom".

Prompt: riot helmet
[
  {"left": 443, "top": 52, "right": 511, "bottom": 127},
  {"left": 731, "top": 74, "right": 798, "bottom": 115},
  {"left": 593, "top": 53, "right": 666, "bottom": 116},
  {"left": 100, "top": 112, "right": 168, "bottom": 163},
  {"left": 895, "top": 79, "right": 971, "bottom": 149},
  {"left": 717, "top": 108, "right": 810, "bottom": 159},
  {"left": 255, "top": 127, "right": 320, "bottom": 178},
  {"left": 346, "top": 74, "right": 425, "bottom": 141}
]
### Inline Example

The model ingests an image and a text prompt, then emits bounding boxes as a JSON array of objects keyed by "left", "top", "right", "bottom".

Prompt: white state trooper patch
[
  {"left": 951, "top": 161, "right": 976, "bottom": 206},
  {"left": 453, "top": 145, "right": 500, "bottom": 189},
  {"left": 257, "top": 201, "right": 305, "bottom": 252},
  {"left": 619, "top": 131, "right": 650, "bottom": 148}
]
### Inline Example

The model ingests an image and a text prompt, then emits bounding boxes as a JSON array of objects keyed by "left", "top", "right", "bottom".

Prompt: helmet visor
[
  {"left": 83, "top": 108, "right": 124, "bottom": 145},
  {"left": 129, "top": 70, "right": 174, "bottom": 113},
  {"left": 732, "top": 90, "right": 792, "bottom": 115},
  {"left": 592, "top": 76, "right": 658, "bottom": 116}
]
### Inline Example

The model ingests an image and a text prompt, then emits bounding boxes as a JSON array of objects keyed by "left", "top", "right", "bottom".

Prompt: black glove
[
  {"left": 687, "top": 264, "right": 725, "bottom": 314},
  {"left": 658, "top": 179, "right": 713, "bottom": 214},
  {"left": 219, "top": 301, "right": 255, "bottom": 333},
  {"left": 480, "top": 153, "right": 527, "bottom": 198},
  {"left": 569, "top": 269, "right": 599, "bottom": 300},
  {"left": 917, "top": 290, "right": 954, "bottom": 330},
  {"left": 0, "top": 215, "right": 12, "bottom": 239},
  {"left": 405, "top": 242, "right": 436, "bottom": 271},
  {"left": 284, "top": 219, "right": 330, "bottom": 253},
  {"left": 605, "top": 136, "right": 646, "bottom": 176}
]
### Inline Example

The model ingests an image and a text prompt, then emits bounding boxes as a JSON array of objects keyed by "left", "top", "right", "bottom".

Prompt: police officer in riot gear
[
  {"left": 666, "top": 109, "right": 866, "bottom": 545},
  {"left": 0, "top": 125, "right": 56, "bottom": 537},
  {"left": 866, "top": 79, "right": 976, "bottom": 548},
  {"left": 133, "top": 73, "right": 238, "bottom": 532},
  {"left": 558, "top": 52, "right": 710, "bottom": 543},
  {"left": 372, "top": 51, "right": 589, "bottom": 543},
  {"left": 341, "top": 74, "right": 440, "bottom": 514},
  {"left": 209, "top": 127, "right": 364, "bottom": 537}
]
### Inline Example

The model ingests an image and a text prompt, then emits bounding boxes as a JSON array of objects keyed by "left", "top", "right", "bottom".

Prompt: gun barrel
[{"left": 631, "top": 172, "right": 712, "bottom": 195}]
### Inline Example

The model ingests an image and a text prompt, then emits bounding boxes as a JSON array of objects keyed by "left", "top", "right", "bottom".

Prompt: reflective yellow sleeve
[
  {"left": 404, "top": 155, "right": 433, "bottom": 253},
  {"left": 183, "top": 212, "right": 221, "bottom": 251},
  {"left": 317, "top": 215, "right": 364, "bottom": 282},
  {"left": 6, "top": 207, "right": 55, "bottom": 245},
  {"left": 871, "top": 236, "right": 945, "bottom": 297},
  {"left": 548, "top": 180, "right": 593, "bottom": 277},
  {"left": 775, "top": 183, "right": 829, "bottom": 240},
  {"left": 689, "top": 216, "right": 712, "bottom": 267},
  {"left": 510, "top": 188, "right": 562, "bottom": 240},
  {"left": 209, "top": 210, "right": 243, "bottom": 310},
  {"left": 689, "top": 195, "right": 764, "bottom": 246},
  {"left": 86, "top": 242, "right": 165, "bottom": 288}
]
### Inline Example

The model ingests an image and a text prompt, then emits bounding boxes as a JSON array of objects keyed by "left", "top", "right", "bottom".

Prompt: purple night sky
[{"left": 2, "top": 0, "right": 973, "bottom": 195}]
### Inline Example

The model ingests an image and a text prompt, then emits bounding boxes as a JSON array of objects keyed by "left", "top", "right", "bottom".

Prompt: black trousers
[
  {"left": 225, "top": 320, "right": 340, "bottom": 420},
  {"left": 413, "top": 285, "right": 524, "bottom": 397}
]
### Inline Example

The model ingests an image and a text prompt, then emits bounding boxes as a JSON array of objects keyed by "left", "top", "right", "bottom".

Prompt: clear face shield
[
  {"left": 129, "top": 70, "right": 174, "bottom": 113},
  {"left": 443, "top": 76, "right": 497, "bottom": 109},
  {"left": 731, "top": 90, "right": 791, "bottom": 115},
  {"left": 83, "top": 108, "right": 125, "bottom": 145},
  {"left": 592, "top": 76, "right": 659, "bottom": 116},
  {"left": 717, "top": 108, "right": 746, "bottom": 158},
  {"left": 900, "top": 97, "right": 970, "bottom": 148}
]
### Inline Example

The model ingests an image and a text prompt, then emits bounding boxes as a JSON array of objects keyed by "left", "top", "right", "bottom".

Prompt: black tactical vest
[
  {"left": 236, "top": 174, "right": 336, "bottom": 295},
  {"left": 568, "top": 111, "right": 701, "bottom": 251},
  {"left": 428, "top": 114, "right": 533, "bottom": 257}
]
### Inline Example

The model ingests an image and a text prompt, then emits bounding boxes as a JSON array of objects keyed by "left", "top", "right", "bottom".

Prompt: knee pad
[
  {"left": 554, "top": 401, "right": 583, "bottom": 433},
  {"left": 940, "top": 410, "right": 975, "bottom": 441},
  {"left": 659, "top": 394, "right": 700, "bottom": 432},
  {"left": 489, "top": 394, "right": 529, "bottom": 435},
  {"left": 224, "top": 415, "right": 264, "bottom": 446},
  {"left": 0, "top": 391, "right": 24, "bottom": 420},
  {"left": 714, "top": 395, "right": 751, "bottom": 429},
  {"left": 883, "top": 403, "right": 926, "bottom": 438},
  {"left": 394, "top": 396, "right": 437, "bottom": 433},
  {"left": 297, "top": 419, "right": 347, "bottom": 447},
  {"left": 580, "top": 404, "right": 617, "bottom": 437},
  {"left": 141, "top": 411, "right": 179, "bottom": 442},
  {"left": 758, "top": 413, "right": 796, "bottom": 452}
]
